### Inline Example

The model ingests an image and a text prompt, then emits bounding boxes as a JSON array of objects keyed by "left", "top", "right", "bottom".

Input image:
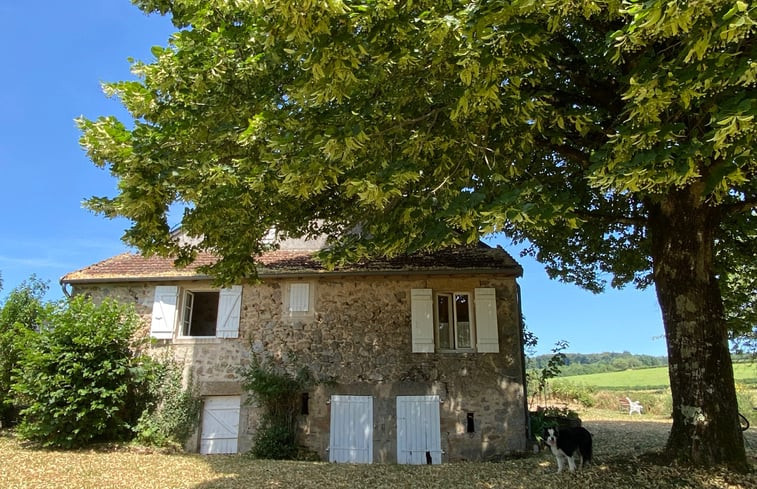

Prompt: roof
[{"left": 60, "top": 244, "right": 522, "bottom": 285}]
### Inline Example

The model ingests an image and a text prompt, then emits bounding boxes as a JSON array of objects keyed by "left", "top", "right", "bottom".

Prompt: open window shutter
[
  {"left": 411, "top": 289, "right": 434, "bottom": 353},
  {"left": 216, "top": 285, "right": 242, "bottom": 338},
  {"left": 474, "top": 288, "right": 499, "bottom": 353},
  {"left": 151, "top": 286, "right": 178, "bottom": 339},
  {"left": 289, "top": 283, "right": 309, "bottom": 312}
]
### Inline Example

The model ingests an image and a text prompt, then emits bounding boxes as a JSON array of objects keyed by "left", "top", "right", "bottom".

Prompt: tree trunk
[{"left": 648, "top": 188, "right": 747, "bottom": 470}]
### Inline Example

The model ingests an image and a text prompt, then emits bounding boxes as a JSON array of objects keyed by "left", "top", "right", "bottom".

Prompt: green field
[{"left": 559, "top": 362, "right": 757, "bottom": 389}]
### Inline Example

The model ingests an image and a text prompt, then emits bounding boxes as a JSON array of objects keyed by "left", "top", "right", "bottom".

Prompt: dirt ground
[
  {"left": 1, "top": 414, "right": 756, "bottom": 489},
  {"left": 582, "top": 411, "right": 757, "bottom": 461}
]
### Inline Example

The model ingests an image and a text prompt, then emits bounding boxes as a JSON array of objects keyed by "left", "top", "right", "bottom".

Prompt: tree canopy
[{"left": 79, "top": 0, "right": 755, "bottom": 468}]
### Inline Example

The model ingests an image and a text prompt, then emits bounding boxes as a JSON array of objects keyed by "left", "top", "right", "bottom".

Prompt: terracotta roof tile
[{"left": 61, "top": 245, "right": 521, "bottom": 284}]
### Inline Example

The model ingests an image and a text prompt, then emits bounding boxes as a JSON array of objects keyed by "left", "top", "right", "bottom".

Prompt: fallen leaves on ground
[{"left": 1, "top": 412, "right": 755, "bottom": 489}]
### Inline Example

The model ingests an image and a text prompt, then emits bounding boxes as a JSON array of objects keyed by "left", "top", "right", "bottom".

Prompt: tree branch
[
  {"left": 723, "top": 199, "right": 757, "bottom": 216},
  {"left": 573, "top": 209, "right": 648, "bottom": 227}
]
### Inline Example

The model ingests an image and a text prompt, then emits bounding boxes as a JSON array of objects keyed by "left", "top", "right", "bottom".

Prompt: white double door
[{"left": 328, "top": 394, "right": 441, "bottom": 464}]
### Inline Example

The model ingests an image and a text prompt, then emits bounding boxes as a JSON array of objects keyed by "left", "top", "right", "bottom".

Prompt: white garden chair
[{"left": 625, "top": 396, "right": 643, "bottom": 415}]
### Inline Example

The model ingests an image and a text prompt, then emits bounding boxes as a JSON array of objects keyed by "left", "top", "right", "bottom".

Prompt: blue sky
[{"left": 0, "top": 2, "right": 668, "bottom": 357}]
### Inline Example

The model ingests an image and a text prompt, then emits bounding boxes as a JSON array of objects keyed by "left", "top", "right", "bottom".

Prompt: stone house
[{"left": 60, "top": 238, "right": 528, "bottom": 463}]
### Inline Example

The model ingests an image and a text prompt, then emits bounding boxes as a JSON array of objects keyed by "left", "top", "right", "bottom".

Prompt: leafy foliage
[
  {"left": 134, "top": 355, "right": 201, "bottom": 448},
  {"left": 0, "top": 276, "right": 48, "bottom": 426},
  {"left": 528, "top": 351, "right": 669, "bottom": 376},
  {"left": 549, "top": 380, "right": 597, "bottom": 408},
  {"left": 13, "top": 296, "right": 154, "bottom": 448},
  {"left": 529, "top": 405, "right": 580, "bottom": 443},
  {"left": 241, "top": 356, "right": 311, "bottom": 460},
  {"left": 527, "top": 338, "right": 569, "bottom": 407}
]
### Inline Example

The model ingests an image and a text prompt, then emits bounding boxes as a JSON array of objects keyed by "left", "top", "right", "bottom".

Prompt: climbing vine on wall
[{"left": 241, "top": 355, "right": 312, "bottom": 459}]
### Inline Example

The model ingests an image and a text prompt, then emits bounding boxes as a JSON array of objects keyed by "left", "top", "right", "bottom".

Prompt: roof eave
[{"left": 60, "top": 265, "right": 523, "bottom": 285}]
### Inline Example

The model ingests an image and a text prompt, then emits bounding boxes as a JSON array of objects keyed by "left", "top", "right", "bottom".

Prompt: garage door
[
  {"left": 200, "top": 396, "right": 241, "bottom": 454},
  {"left": 396, "top": 395, "right": 442, "bottom": 464},
  {"left": 329, "top": 395, "right": 373, "bottom": 463}
]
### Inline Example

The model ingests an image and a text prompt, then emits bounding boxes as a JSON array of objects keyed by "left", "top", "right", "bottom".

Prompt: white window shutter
[
  {"left": 289, "top": 283, "right": 310, "bottom": 312},
  {"left": 411, "top": 289, "right": 434, "bottom": 353},
  {"left": 151, "top": 286, "right": 178, "bottom": 339},
  {"left": 474, "top": 288, "right": 499, "bottom": 353},
  {"left": 217, "top": 285, "right": 242, "bottom": 338}
]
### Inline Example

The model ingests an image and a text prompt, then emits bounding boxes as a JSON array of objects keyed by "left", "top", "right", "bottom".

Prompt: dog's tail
[{"left": 583, "top": 435, "right": 593, "bottom": 465}]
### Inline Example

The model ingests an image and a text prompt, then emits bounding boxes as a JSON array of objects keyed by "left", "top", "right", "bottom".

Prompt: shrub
[
  {"left": 529, "top": 406, "right": 580, "bottom": 442},
  {"left": 550, "top": 379, "right": 596, "bottom": 407},
  {"left": 135, "top": 356, "right": 201, "bottom": 448},
  {"left": 13, "top": 296, "right": 154, "bottom": 447},
  {"left": 0, "top": 276, "right": 48, "bottom": 426},
  {"left": 241, "top": 356, "right": 310, "bottom": 459}
]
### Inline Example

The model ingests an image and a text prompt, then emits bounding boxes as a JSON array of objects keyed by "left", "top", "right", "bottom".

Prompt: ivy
[{"left": 240, "top": 356, "right": 312, "bottom": 460}]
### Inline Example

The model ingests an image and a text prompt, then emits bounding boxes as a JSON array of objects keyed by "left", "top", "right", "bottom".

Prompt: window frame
[
  {"left": 433, "top": 290, "right": 475, "bottom": 352},
  {"left": 284, "top": 281, "right": 316, "bottom": 318},
  {"left": 179, "top": 288, "right": 221, "bottom": 338}
]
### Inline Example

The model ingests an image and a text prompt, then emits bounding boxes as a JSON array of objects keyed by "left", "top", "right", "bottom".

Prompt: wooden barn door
[
  {"left": 329, "top": 395, "right": 373, "bottom": 463},
  {"left": 200, "top": 396, "right": 241, "bottom": 454},
  {"left": 396, "top": 395, "right": 442, "bottom": 464}
]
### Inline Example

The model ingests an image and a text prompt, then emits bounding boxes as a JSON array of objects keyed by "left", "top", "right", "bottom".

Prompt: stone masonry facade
[{"left": 76, "top": 272, "right": 527, "bottom": 462}]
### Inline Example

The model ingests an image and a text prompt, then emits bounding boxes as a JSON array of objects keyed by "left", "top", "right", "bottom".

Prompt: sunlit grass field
[{"left": 559, "top": 362, "right": 757, "bottom": 389}]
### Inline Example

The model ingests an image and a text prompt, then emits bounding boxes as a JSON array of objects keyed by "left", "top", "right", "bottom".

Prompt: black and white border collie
[{"left": 544, "top": 426, "right": 593, "bottom": 473}]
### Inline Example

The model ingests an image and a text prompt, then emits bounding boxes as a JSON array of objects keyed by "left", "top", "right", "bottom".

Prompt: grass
[
  {"left": 559, "top": 363, "right": 757, "bottom": 390},
  {"left": 1, "top": 412, "right": 756, "bottom": 489}
]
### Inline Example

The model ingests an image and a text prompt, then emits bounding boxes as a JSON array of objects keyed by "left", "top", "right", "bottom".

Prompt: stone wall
[{"left": 76, "top": 272, "right": 527, "bottom": 461}]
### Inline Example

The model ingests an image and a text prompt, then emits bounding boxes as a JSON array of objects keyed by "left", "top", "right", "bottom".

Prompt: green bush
[
  {"left": 550, "top": 379, "right": 596, "bottom": 407},
  {"left": 529, "top": 406, "right": 580, "bottom": 442},
  {"left": 135, "top": 356, "right": 201, "bottom": 448},
  {"left": 13, "top": 295, "right": 155, "bottom": 447},
  {"left": 251, "top": 422, "right": 298, "bottom": 460},
  {"left": 0, "top": 276, "right": 48, "bottom": 426}
]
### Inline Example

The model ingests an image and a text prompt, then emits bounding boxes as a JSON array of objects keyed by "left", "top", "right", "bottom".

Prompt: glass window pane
[
  {"left": 455, "top": 294, "right": 471, "bottom": 349},
  {"left": 182, "top": 291, "right": 194, "bottom": 335},
  {"left": 437, "top": 294, "right": 451, "bottom": 349},
  {"left": 456, "top": 322, "right": 471, "bottom": 349}
]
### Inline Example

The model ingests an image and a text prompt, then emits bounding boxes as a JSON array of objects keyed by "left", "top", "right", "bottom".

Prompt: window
[
  {"left": 182, "top": 291, "right": 219, "bottom": 336},
  {"left": 435, "top": 292, "right": 472, "bottom": 350},
  {"left": 466, "top": 412, "right": 475, "bottom": 433},
  {"left": 410, "top": 288, "right": 499, "bottom": 353},
  {"left": 289, "top": 283, "right": 310, "bottom": 312},
  {"left": 150, "top": 285, "right": 242, "bottom": 339},
  {"left": 301, "top": 392, "right": 310, "bottom": 415},
  {"left": 285, "top": 282, "right": 315, "bottom": 317}
]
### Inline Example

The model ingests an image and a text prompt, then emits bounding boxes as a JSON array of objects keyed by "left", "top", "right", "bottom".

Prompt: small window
[
  {"left": 301, "top": 392, "right": 310, "bottom": 415},
  {"left": 289, "top": 283, "right": 311, "bottom": 313},
  {"left": 466, "top": 412, "right": 475, "bottom": 433},
  {"left": 182, "top": 291, "right": 219, "bottom": 336},
  {"left": 435, "top": 292, "right": 473, "bottom": 350}
]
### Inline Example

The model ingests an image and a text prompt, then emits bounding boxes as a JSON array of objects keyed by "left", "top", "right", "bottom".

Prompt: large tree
[{"left": 79, "top": 0, "right": 755, "bottom": 469}]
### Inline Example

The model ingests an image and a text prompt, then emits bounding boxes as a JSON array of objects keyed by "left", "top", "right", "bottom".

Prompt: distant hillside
[{"left": 527, "top": 351, "right": 668, "bottom": 377}]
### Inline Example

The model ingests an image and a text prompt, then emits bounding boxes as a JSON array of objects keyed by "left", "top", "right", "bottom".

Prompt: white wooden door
[
  {"left": 396, "top": 395, "right": 442, "bottom": 464},
  {"left": 329, "top": 395, "right": 373, "bottom": 463},
  {"left": 200, "top": 396, "right": 241, "bottom": 454}
]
